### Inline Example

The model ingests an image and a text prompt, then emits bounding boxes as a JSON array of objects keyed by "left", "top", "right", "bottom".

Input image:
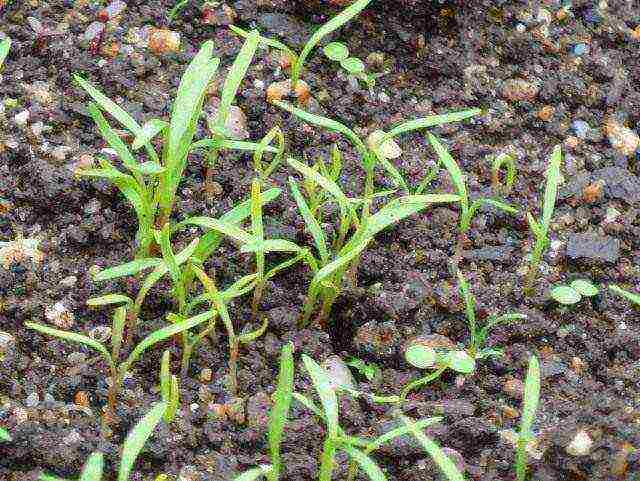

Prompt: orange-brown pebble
[
  {"left": 74, "top": 391, "right": 90, "bottom": 407},
  {"left": 571, "top": 356, "right": 587, "bottom": 373},
  {"left": 564, "top": 136, "right": 579, "bottom": 149},
  {"left": 582, "top": 181, "right": 604, "bottom": 204},
  {"left": 100, "top": 41, "right": 119, "bottom": 58},
  {"left": 538, "top": 105, "right": 555, "bottom": 121},
  {"left": 148, "top": 28, "right": 181, "bottom": 54},
  {"left": 266, "top": 79, "right": 310, "bottom": 105}
]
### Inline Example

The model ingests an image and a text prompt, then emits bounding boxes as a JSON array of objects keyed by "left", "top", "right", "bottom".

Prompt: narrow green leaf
[
  {"left": 275, "top": 102, "right": 367, "bottom": 158},
  {"left": 477, "top": 198, "right": 518, "bottom": 215},
  {"left": 366, "top": 417, "right": 442, "bottom": 454},
  {"left": 182, "top": 217, "right": 254, "bottom": 244},
  {"left": 541, "top": 145, "right": 562, "bottom": 231},
  {"left": 118, "top": 402, "right": 167, "bottom": 481},
  {"left": 302, "top": 355, "right": 339, "bottom": 438},
  {"left": 516, "top": 356, "right": 540, "bottom": 481},
  {"left": 25, "top": 323, "right": 112, "bottom": 367},
  {"left": 112, "top": 306, "right": 126, "bottom": 362},
  {"left": 427, "top": 133, "right": 468, "bottom": 210},
  {"left": 0, "top": 426, "right": 11, "bottom": 442},
  {"left": 165, "top": 374, "right": 180, "bottom": 423},
  {"left": 268, "top": 342, "right": 294, "bottom": 481},
  {"left": 191, "top": 138, "right": 279, "bottom": 153},
  {"left": 233, "top": 465, "right": 273, "bottom": 481},
  {"left": 341, "top": 445, "right": 386, "bottom": 481},
  {"left": 240, "top": 239, "right": 301, "bottom": 254},
  {"left": 39, "top": 475, "right": 68, "bottom": 481},
  {"left": 211, "top": 30, "right": 259, "bottom": 136},
  {"left": 74, "top": 74, "right": 142, "bottom": 135},
  {"left": 238, "top": 316, "right": 268, "bottom": 344},
  {"left": 385, "top": 109, "right": 481, "bottom": 140},
  {"left": 120, "top": 311, "right": 214, "bottom": 374},
  {"left": 292, "top": 0, "right": 373, "bottom": 85},
  {"left": 399, "top": 414, "right": 465, "bottom": 481},
  {"left": 130, "top": 161, "right": 165, "bottom": 176},
  {"left": 313, "top": 240, "right": 368, "bottom": 287},
  {"left": 79, "top": 452, "right": 103, "bottom": 481},
  {"left": 132, "top": 119, "right": 167, "bottom": 151},
  {"left": 87, "top": 294, "right": 132, "bottom": 307},
  {"left": 288, "top": 157, "right": 352, "bottom": 215},
  {"left": 94, "top": 258, "right": 163, "bottom": 282},
  {"left": 609, "top": 284, "right": 640, "bottom": 306},
  {"left": 159, "top": 350, "right": 172, "bottom": 403},
  {"left": 526, "top": 212, "right": 543, "bottom": 239},
  {"left": 0, "top": 38, "right": 11, "bottom": 70},
  {"left": 229, "top": 24, "right": 297, "bottom": 61},
  {"left": 87, "top": 103, "right": 138, "bottom": 172},
  {"left": 289, "top": 177, "right": 329, "bottom": 263}
]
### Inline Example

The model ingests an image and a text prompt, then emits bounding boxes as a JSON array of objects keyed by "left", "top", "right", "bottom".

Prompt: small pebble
[
  {"left": 44, "top": 301, "right": 75, "bottom": 329},
  {"left": 148, "top": 28, "right": 181, "bottom": 54},
  {"left": 502, "top": 78, "right": 539, "bottom": 102},
  {"left": 25, "top": 392, "right": 39, "bottom": 408},
  {"left": 199, "top": 368, "right": 212, "bottom": 383},
  {"left": 571, "top": 120, "right": 590, "bottom": 139},
  {"left": 566, "top": 429, "right": 593, "bottom": 456},
  {"left": 604, "top": 118, "right": 639, "bottom": 156},
  {"left": 13, "top": 109, "right": 29, "bottom": 127}
]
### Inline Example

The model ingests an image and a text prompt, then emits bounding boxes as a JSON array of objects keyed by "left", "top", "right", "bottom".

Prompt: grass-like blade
[
  {"left": 25, "top": 323, "right": 112, "bottom": 367},
  {"left": 39, "top": 475, "right": 68, "bottom": 481},
  {"left": 240, "top": 239, "right": 301, "bottom": 254},
  {"left": 191, "top": 138, "right": 279, "bottom": 153},
  {"left": 609, "top": 284, "right": 640, "bottom": 306},
  {"left": 516, "top": 356, "right": 540, "bottom": 481},
  {"left": 118, "top": 402, "right": 167, "bottom": 481},
  {"left": 384, "top": 109, "right": 481, "bottom": 140},
  {"left": 0, "top": 38, "right": 11, "bottom": 69},
  {"left": 120, "top": 311, "right": 214, "bottom": 374},
  {"left": 157, "top": 225, "right": 184, "bottom": 306},
  {"left": 289, "top": 178, "right": 329, "bottom": 263},
  {"left": 341, "top": 445, "right": 386, "bottom": 481},
  {"left": 275, "top": 102, "right": 367, "bottom": 157},
  {"left": 366, "top": 418, "right": 442, "bottom": 454},
  {"left": 288, "top": 157, "right": 352, "bottom": 215},
  {"left": 399, "top": 414, "right": 464, "bottom": 481},
  {"left": 87, "top": 103, "right": 138, "bottom": 172},
  {"left": 86, "top": 294, "right": 132, "bottom": 307},
  {"left": 237, "top": 316, "right": 268, "bottom": 344},
  {"left": 541, "top": 145, "right": 562, "bottom": 231},
  {"left": 79, "top": 452, "right": 103, "bottom": 481},
  {"left": 94, "top": 258, "right": 163, "bottom": 282},
  {"left": 301, "top": 355, "right": 339, "bottom": 437},
  {"left": 268, "top": 342, "right": 294, "bottom": 481},
  {"left": 182, "top": 217, "right": 254, "bottom": 244},
  {"left": 291, "top": 0, "right": 373, "bottom": 85},
  {"left": 132, "top": 119, "right": 167, "bottom": 150},
  {"left": 313, "top": 241, "right": 368, "bottom": 288},
  {"left": 111, "top": 306, "right": 126, "bottom": 362},
  {"left": 427, "top": 133, "right": 468, "bottom": 211},
  {"left": 233, "top": 465, "right": 274, "bottom": 481},
  {"left": 230, "top": 24, "right": 297, "bottom": 62},
  {"left": 160, "top": 350, "right": 172, "bottom": 402},
  {"left": 0, "top": 426, "right": 11, "bottom": 442},
  {"left": 211, "top": 30, "right": 259, "bottom": 136},
  {"left": 74, "top": 74, "right": 142, "bottom": 136}
]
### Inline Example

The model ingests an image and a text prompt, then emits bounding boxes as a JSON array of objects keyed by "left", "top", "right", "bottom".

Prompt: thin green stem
[{"left": 399, "top": 367, "right": 447, "bottom": 403}]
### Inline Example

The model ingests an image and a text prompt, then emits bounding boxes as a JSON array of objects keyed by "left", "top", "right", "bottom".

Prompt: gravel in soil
[{"left": 1, "top": 0, "right": 639, "bottom": 480}]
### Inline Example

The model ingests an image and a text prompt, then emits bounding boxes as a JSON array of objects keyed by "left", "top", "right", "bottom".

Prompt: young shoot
[
  {"left": 26, "top": 309, "right": 209, "bottom": 420},
  {"left": 515, "top": 356, "right": 541, "bottom": 481},
  {"left": 39, "top": 401, "right": 168, "bottom": 481},
  {"left": 0, "top": 37, "right": 10, "bottom": 70},
  {"left": 159, "top": 350, "right": 180, "bottom": 423},
  {"left": 524, "top": 145, "right": 562, "bottom": 294},
  {"left": 491, "top": 152, "right": 517, "bottom": 195},
  {"left": 550, "top": 279, "right": 598, "bottom": 305},
  {"left": 231, "top": 0, "right": 374, "bottom": 88},
  {"left": 609, "top": 284, "right": 640, "bottom": 307},
  {"left": 323, "top": 42, "right": 376, "bottom": 88},
  {"left": 0, "top": 426, "right": 11, "bottom": 442},
  {"left": 427, "top": 133, "right": 518, "bottom": 262},
  {"left": 457, "top": 271, "right": 526, "bottom": 359}
]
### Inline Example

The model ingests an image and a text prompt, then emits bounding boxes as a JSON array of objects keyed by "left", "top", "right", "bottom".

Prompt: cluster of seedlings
[{"left": 1, "top": 1, "right": 639, "bottom": 480}]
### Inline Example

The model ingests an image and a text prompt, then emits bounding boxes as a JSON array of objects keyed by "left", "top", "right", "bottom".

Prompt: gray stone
[
  {"left": 463, "top": 245, "right": 514, "bottom": 262},
  {"left": 592, "top": 167, "right": 640, "bottom": 203},
  {"left": 257, "top": 13, "right": 309, "bottom": 49},
  {"left": 566, "top": 232, "right": 620, "bottom": 263}
]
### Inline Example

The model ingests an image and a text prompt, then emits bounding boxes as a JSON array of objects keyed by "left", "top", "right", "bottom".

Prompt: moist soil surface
[{"left": 1, "top": 0, "right": 639, "bottom": 480}]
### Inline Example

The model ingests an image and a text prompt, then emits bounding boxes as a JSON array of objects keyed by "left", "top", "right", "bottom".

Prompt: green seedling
[
  {"left": 192, "top": 265, "right": 268, "bottom": 395},
  {"left": 550, "top": 279, "right": 598, "bottom": 305},
  {"left": 398, "top": 413, "right": 465, "bottom": 481},
  {"left": 491, "top": 152, "right": 517, "bottom": 195},
  {"left": 524, "top": 145, "right": 562, "bottom": 294},
  {"left": 345, "top": 357, "right": 380, "bottom": 382},
  {"left": 75, "top": 41, "right": 219, "bottom": 257},
  {"left": 234, "top": 342, "right": 294, "bottom": 481},
  {"left": 288, "top": 161, "right": 460, "bottom": 324},
  {"left": 159, "top": 350, "right": 180, "bottom": 423},
  {"left": 196, "top": 30, "right": 284, "bottom": 192},
  {"left": 457, "top": 271, "right": 526, "bottom": 359},
  {"left": 231, "top": 0, "right": 374, "bottom": 88},
  {"left": 0, "top": 426, "right": 11, "bottom": 442},
  {"left": 26, "top": 310, "right": 208, "bottom": 419},
  {"left": 39, "top": 402, "right": 167, "bottom": 481},
  {"left": 297, "top": 355, "right": 388, "bottom": 481},
  {"left": 167, "top": 0, "right": 192, "bottom": 21},
  {"left": 400, "top": 341, "right": 475, "bottom": 402},
  {"left": 0, "top": 37, "right": 10, "bottom": 70},
  {"left": 427, "top": 133, "right": 518, "bottom": 261},
  {"left": 609, "top": 284, "right": 640, "bottom": 307},
  {"left": 515, "top": 356, "right": 541, "bottom": 481},
  {"left": 323, "top": 42, "right": 375, "bottom": 88}
]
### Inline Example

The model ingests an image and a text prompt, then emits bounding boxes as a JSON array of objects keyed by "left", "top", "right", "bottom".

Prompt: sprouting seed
[
  {"left": 340, "top": 56, "right": 366, "bottom": 74},
  {"left": 550, "top": 280, "right": 598, "bottom": 305},
  {"left": 323, "top": 42, "right": 349, "bottom": 61},
  {"left": 515, "top": 356, "right": 541, "bottom": 481}
]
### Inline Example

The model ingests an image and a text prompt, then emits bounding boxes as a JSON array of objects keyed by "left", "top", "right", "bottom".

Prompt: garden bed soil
[{"left": 1, "top": 0, "right": 639, "bottom": 480}]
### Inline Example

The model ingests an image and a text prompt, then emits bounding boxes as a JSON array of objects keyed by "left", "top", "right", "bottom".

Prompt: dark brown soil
[{"left": 1, "top": 0, "right": 639, "bottom": 480}]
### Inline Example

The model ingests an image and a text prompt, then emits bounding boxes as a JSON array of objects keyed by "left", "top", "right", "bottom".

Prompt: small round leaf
[
  {"left": 340, "top": 57, "right": 365, "bottom": 74},
  {"left": 405, "top": 344, "right": 436, "bottom": 369},
  {"left": 550, "top": 285, "right": 581, "bottom": 305},
  {"left": 570, "top": 279, "right": 598, "bottom": 297},
  {"left": 323, "top": 42, "right": 349, "bottom": 61},
  {"left": 444, "top": 350, "right": 475, "bottom": 374}
]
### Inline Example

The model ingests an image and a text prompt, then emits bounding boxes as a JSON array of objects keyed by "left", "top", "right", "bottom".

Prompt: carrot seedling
[
  {"left": 550, "top": 279, "right": 598, "bottom": 305},
  {"left": 427, "top": 133, "right": 518, "bottom": 263},
  {"left": 524, "top": 145, "right": 562, "bottom": 294},
  {"left": 515, "top": 356, "right": 541, "bottom": 481},
  {"left": 323, "top": 41, "right": 376, "bottom": 88},
  {"left": 457, "top": 271, "right": 526, "bottom": 359},
  {"left": 26, "top": 310, "right": 209, "bottom": 419}
]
